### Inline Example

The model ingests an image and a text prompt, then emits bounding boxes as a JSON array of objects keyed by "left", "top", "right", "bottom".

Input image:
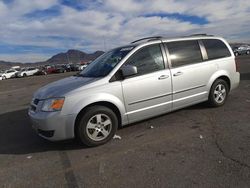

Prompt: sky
[{"left": 0, "top": 0, "right": 250, "bottom": 63}]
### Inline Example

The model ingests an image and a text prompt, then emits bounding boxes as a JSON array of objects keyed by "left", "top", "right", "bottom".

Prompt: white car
[
  {"left": 79, "top": 63, "right": 90, "bottom": 70},
  {"left": 79, "top": 64, "right": 87, "bottom": 70},
  {"left": 0, "top": 69, "right": 18, "bottom": 80},
  {"left": 18, "top": 67, "right": 39, "bottom": 77}
]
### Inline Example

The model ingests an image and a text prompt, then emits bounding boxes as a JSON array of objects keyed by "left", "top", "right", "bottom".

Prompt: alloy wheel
[
  {"left": 86, "top": 114, "right": 112, "bottom": 141},
  {"left": 214, "top": 84, "right": 226, "bottom": 104}
]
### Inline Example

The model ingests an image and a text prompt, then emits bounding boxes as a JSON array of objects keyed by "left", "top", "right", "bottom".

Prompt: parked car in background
[
  {"left": 62, "top": 64, "right": 71, "bottom": 72},
  {"left": 79, "top": 64, "right": 86, "bottom": 71},
  {"left": 0, "top": 69, "right": 18, "bottom": 80},
  {"left": 17, "top": 67, "right": 39, "bottom": 77},
  {"left": 11, "top": 66, "right": 21, "bottom": 71},
  {"left": 29, "top": 34, "right": 240, "bottom": 147},
  {"left": 52, "top": 65, "right": 67, "bottom": 73},
  {"left": 69, "top": 64, "right": 80, "bottom": 71},
  {"left": 15, "top": 68, "right": 25, "bottom": 77},
  {"left": 233, "top": 45, "right": 250, "bottom": 56},
  {"left": 79, "top": 63, "right": 91, "bottom": 70},
  {"left": 34, "top": 68, "right": 47, "bottom": 76},
  {"left": 44, "top": 65, "right": 56, "bottom": 74}
]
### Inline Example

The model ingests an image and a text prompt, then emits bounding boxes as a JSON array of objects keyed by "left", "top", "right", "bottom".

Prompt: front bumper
[{"left": 28, "top": 109, "right": 76, "bottom": 141}]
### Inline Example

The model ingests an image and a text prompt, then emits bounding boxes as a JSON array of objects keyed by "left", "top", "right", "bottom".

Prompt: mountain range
[{"left": 0, "top": 50, "right": 104, "bottom": 70}]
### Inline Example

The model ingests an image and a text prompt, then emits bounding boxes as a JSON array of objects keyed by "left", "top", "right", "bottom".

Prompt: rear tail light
[{"left": 235, "top": 57, "right": 240, "bottom": 72}]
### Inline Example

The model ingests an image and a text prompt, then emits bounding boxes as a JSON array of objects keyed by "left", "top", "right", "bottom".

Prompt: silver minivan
[{"left": 29, "top": 35, "right": 240, "bottom": 146}]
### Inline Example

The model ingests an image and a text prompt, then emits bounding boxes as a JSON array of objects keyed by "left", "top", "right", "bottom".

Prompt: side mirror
[{"left": 121, "top": 65, "right": 138, "bottom": 77}]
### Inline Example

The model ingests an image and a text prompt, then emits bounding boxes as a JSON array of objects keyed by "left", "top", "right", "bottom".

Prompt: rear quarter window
[{"left": 202, "top": 39, "right": 231, "bottom": 60}]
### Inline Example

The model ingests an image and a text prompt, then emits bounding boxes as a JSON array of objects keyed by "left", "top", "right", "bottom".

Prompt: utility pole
[{"left": 66, "top": 51, "right": 70, "bottom": 64}]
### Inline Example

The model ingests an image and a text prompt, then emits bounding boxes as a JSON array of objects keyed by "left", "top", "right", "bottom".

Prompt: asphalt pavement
[{"left": 0, "top": 56, "right": 249, "bottom": 188}]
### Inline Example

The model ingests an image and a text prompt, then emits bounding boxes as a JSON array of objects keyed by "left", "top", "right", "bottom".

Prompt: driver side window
[{"left": 125, "top": 44, "right": 165, "bottom": 76}]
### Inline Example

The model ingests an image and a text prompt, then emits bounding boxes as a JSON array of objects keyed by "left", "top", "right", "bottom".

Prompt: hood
[{"left": 34, "top": 76, "right": 101, "bottom": 99}]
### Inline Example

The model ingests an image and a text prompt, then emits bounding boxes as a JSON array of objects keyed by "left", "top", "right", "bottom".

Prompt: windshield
[{"left": 79, "top": 46, "right": 134, "bottom": 77}]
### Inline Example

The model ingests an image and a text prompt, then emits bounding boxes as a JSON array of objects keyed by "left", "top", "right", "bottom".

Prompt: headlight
[{"left": 41, "top": 97, "right": 65, "bottom": 112}]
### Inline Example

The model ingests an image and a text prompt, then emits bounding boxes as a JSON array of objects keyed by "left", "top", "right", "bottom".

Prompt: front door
[{"left": 121, "top": 43, "right": 172, "bottom": 123}]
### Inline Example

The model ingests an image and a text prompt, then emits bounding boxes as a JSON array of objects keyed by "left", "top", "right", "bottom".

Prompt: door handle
[
  {"left": 173, "top": 71, "right": 183, "bottom": 76},
  {"left": 158, "top": 75, "right": 169, "bottom": 80}
]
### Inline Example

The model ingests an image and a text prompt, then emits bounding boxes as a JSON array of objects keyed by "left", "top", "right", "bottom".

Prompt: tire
[
  {"left": 2, "top": 76, "right": 6, "bottom": 80},
  {"left": 23, "top": 73, "right": 27, "bottom": 77},
  {"left": 246, "top": 51, "right": 250, "bottom": 55},
  {"left": 208, "top": 79, "right": 229, "bottom": 107},
  {"left": 76, "top": 106, "right": 118, "bottom": 147}
]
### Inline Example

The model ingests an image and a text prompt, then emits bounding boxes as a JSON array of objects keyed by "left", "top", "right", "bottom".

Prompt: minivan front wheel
[
  {"left": 76, "top": 106, "right": 118, "bottom": 147},
  {"left": 208, "top": 79, "right": 229, "bottom": 107}
]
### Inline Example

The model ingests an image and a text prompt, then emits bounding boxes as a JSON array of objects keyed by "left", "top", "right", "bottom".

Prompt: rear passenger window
[
  {"left": 202, "top": 39, "right": 231, "bottom": 60},
  {"left": 166, "top": 40, "right": 202, "bottom": 68}
]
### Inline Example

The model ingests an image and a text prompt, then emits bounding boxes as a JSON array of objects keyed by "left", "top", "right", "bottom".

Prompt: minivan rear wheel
[
  {"left": 76, "top": 106, "right": 118, "bottom": 147},
  {"left": 208, "top": 79, "right": 229, "bottom": 107}
]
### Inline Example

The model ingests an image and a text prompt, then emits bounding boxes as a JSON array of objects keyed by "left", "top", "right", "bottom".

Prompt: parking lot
[{"left": 0, "top": 56, "right": 249, "bottom": 187}]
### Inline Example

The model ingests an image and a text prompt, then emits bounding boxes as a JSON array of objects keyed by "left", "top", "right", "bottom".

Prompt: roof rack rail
[
  {"left": 131, "top": 36, "right": 162, "bottom": 44},
  {"left": 187, "top": 33, "right": 214, "bottom": 37}
]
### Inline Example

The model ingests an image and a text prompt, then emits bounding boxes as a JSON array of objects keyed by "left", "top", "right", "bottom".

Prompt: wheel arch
[
  {"left": 208, "top": 71, "right": 231, "bottom": 92},
  {"left": 74, "top": 101, "right": 122, "bottom": 138},
  {"left": 216, "top": 75, "right": 231, "bottom": 90}
]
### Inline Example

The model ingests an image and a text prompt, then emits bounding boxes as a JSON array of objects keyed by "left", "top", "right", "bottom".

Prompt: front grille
[
  {"left": 30, "top": 105, "right": 36, "bottom": 112},
  {"left": 34, "top": 99, "right": 40, "bottom": 105},
  {"left": 30, "top": 98, "right": 40, "bottom": 112}
]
